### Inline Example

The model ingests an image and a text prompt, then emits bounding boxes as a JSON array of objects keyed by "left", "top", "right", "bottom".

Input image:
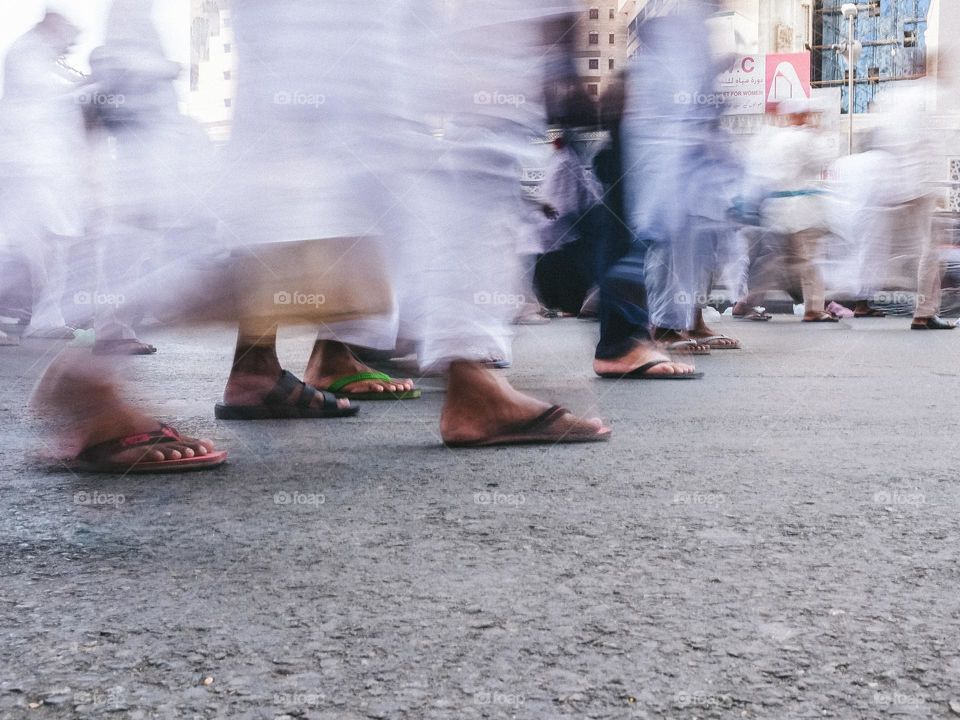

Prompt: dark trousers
[
  {"left": 534, "top": 240, "right": 593, "bottom": 315},
  {"left": 535, "top": 203, "right": 651, "bottom": 360}
]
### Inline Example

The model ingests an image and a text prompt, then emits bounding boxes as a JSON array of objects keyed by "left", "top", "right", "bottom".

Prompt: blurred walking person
[
  {"left": 616, "top": 5, "right": 743, "bottom": 362},
  {"left": 588, "top": 69, "right": 700, "bottom": 379},
  {"left": 744, "top": 99, "right": 838, "bottom": 322},
  {"left": 33, "top": 0, "right": 609, "bottom": 474},
  {"left": 213, "top": 0, "right": 609, "bottom": 444},
  {"left": 872, "top": 83, "right": 955, "bottom": 330},
  {"left": 0, "top": 12, "right": 86, "bottom": 338}
]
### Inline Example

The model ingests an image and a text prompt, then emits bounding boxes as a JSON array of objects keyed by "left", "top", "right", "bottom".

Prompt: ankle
[
  {"left": 307, "top": 340, "right": 360, "bottom": 377},
  {"left": 230, "top": 345, "right": 281, "bottom": 379}
]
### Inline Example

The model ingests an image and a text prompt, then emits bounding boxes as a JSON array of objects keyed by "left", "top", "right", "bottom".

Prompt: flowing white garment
[
  {"left": 0, "top": 28, "right": 86, "bottom": 330},
  {"left": 224, "top": 0, "right": 578, "bottom": 367},
  {"left": 622, "top": 9, "right": 742, "bottom": 330},
  {"left": 749, "top": 124, "right": 833, "bottom": 235},
  {"left": 85, "top": 3, "right": 218, "bottom": 339},
  {"left": 823, "top": 150, "right": 901, "bottom": 298},
  {"left": 401, "top": 1, "right": 582, "bottom": 367}
]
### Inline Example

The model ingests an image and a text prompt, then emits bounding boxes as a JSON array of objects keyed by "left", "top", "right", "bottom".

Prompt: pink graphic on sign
[{"left": 765, "top": 53, "right": 812, "bottom": 112}]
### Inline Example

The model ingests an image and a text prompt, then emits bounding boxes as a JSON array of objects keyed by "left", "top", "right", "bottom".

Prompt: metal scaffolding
[{"left": 812, "top": 0, "right": 931, "bottom": 113}]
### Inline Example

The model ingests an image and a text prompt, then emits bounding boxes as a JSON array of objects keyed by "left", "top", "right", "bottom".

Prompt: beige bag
[
  {"left": 230, "top": 237, "right": 393, "bottom": 324},
  {"left": 175, "top": 237, "right": 394, "bottom": 326}
]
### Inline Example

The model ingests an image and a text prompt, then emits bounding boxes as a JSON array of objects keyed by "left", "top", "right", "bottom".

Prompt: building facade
[
  {"left": 619, "top": 0, "right": 812, "bottom": 57},
  {"left": 187, "top": 0, "right": 234, "bottom": 142},
  {"left": 812, "top": 0, "right": 931, "bottom": 114},
  {"left": 618, "top": 0, "right": 932, "bottom": 115},
  {"left": 575, "top": 2, "right": 629, "bottom": 97}
]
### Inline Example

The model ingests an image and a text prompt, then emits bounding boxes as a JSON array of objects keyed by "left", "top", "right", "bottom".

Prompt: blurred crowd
[{"left": 0, "top": 1, "right": 956, "bottom": 472}]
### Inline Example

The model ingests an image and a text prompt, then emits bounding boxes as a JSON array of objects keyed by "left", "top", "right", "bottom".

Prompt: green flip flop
[{"left": 325, "top": 371, "right": 422, "bottom": 401}]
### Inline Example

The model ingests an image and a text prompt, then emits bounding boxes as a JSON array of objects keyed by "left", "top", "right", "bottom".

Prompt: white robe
[
  {"left": 223, "top": 0, "right": 578, "bottom": 368},
  {"left": 0, "top": 28, "right": 86, "bottom": 330}
]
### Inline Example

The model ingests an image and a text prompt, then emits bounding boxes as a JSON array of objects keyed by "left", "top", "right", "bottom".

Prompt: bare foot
[
  {"left": 731, "top": 301, "right": 751, "bottom": 317},
  {"left": 304, "top": 340, "right": 414, "bottom": 395},
  {"left": 687, "top": 311, "right": 740, "bottom": 348},
  {"left": 440, "top": 360, "right": 608, "bottom": 445},
  {"left": 853, "top": 301, "right": 885, "bottom": 318},
  {"left": 78, "top": 407, "right": 217, "bottom": 466},
  {"left": 593, "top": 341, "right": 697, "bottom": 378},
  {"left": 651, "top": 326, "right": 711, "bottom": 354},
  {"left": 686, "top": 328, "right": 740, "bottom": 348},
  {"left": 802, "top": 310, "right": 839, "bottom": 323},
  {"left": 32, "top": 348, "right": 220, "bottom": 466}
]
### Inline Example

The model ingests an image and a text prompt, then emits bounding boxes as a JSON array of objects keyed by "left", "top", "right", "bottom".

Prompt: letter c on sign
[{"left": 742, "top": 57, "right": 755, "bottom": 73}]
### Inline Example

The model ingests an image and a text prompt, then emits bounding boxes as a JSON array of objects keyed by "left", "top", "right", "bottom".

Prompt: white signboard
[{"left": 717, "top": 55, "right": 765, "bottom": 115}]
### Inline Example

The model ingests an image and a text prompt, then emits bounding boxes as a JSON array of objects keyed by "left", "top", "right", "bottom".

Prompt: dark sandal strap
[
  {"left": 635, "top": 360, "right": 669, "bottom": 375},
  {"left": 317, "top": 389, "right": 339, "bottom": 409},
  {"left": 297, "top": 385, "right": 340, "bottom": 410},
  {"left": 297, "top": 383, "right": 317, "bottom": 409},
  {"left": 511, "top": 405, "right": 567, "bottom": 435},
  {"left": 264, "top": 370, "right": 302, "bottom": 405},
  {"left": 265, "top": 370, "right": 338, "bottom": 411}
]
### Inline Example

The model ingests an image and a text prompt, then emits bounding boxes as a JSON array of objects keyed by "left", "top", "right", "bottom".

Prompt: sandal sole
[{"left": 214, "top": 404, "right": 359, "bottom": 420}]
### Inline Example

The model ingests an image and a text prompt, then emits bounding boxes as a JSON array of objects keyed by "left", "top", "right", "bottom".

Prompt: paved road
[{"left": 3, "top": 316, "right": 960, "bottom": 719}]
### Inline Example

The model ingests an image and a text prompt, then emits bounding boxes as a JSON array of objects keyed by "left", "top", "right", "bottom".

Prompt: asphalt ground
[{"left": 3, "top": 315, "right": 960, "bottom": 719}]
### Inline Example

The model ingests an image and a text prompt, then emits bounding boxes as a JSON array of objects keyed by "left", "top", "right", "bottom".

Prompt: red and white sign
[
  {"left": 764, "top": 53, "right": 812, "bottom": 112},
  {"left": 719, "top": 53, "right": 812, "bottom": 115}
]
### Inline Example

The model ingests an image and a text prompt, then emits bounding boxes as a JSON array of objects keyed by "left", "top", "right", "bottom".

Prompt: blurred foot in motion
[
  {"left": 92, "top": 338, "right": 158, "bottom": 355},
  {"left": 685, "top": 308, "right": 741, "bottom": 350},
  {"left": 304, "top": 339, "right": 417, "bottom": 399},
  {"left": 802, "top": 309, "right": 840, "bottom": 323},
  {"left": 593, "top": 340, "right": 698, "bottom": 378},
  {"left": 652, "top": 327, "right": 711, "bottom": 355},
  {"left": 853, "top": 301, "right": 885, "bottom": 318},
  {"left": 731, "top": 302, "right": 772, "bottom": 321},
  {"left": 32, "top": 348, "right": 224, "bottom": 472},
  {"left": 910, "top": 316, "right": 956, "bottom": 330},
  {"left": 24, "top": 325, "right": 76, "bottom": 339},
  {"left": 441, "top": 360, "right": 610, "bottom": 446}
]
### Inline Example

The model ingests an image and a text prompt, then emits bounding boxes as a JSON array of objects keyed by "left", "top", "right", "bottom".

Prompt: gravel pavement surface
[{"left": 3, "top": 316, "right": 960, "bottom": 719}]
